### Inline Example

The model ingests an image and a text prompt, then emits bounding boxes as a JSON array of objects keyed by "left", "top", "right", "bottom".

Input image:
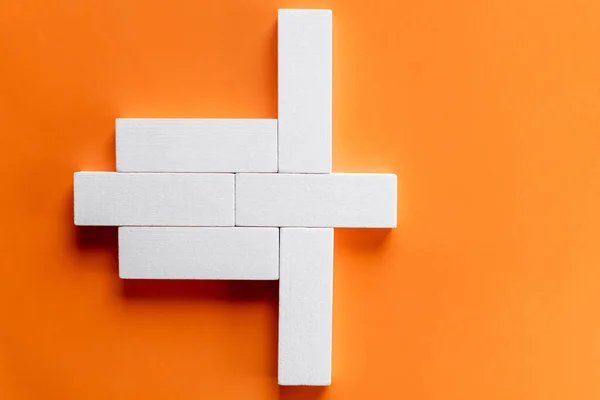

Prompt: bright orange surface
[{"left": 1, "top": 0, "right": 600, "bottom": 399}]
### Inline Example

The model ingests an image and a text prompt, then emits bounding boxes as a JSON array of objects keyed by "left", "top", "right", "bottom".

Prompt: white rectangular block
[
  {"left": 236, "top": 173, "right": 397, "bottom": 227},
  {"left": 278, "top": 9, "right": 332, "bottom": 173},
  {"left": 74, "top": 172, "right": 234, "bottom": 226},
  {"left": 116, "top": 118, "right": 277, "bottom": 172},
  {"left": 278, "top": 228, "right": 334, "bottom": 386},
  {"left": 118, "top": 227, "right": 279, "bottom": 280}
]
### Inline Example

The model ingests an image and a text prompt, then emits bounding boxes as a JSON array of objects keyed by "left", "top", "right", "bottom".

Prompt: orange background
[{"left": 1, "top": 0, "right": 600, "bottom": 399}]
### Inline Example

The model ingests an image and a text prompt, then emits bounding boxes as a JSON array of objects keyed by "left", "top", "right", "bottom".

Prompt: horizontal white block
[
  {"left": 278, "top": 228, "right": 333, "bottom": 386},
  {"left": 116, "top": 118, "right": 277, "bottom": 172},
  {"left": 236, "top": 173, "right": 397, "bottom": 227},
  {"left": 74, "top": 172, "right": 234, "bottom": 226},
  {"left": 278, "top": 9, "right": 332, "bottom": 173},
  {"left": 118, "top": 227, "right": 279, "bottom": 280}
]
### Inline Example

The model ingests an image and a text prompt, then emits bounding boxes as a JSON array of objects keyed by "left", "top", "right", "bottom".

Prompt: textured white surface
[
  {"left": 74, "top": 172, "right": 234, "bottom": 226},
  {"left": 118, "top": 227, "right": 279, "bottom": 280},
  {"left": 278, "top": 228, "right": 334, "bottom": 386},
  {"left": 236, "top": 173, "right": 397, "bottom": 227},
  {"left": 116, "top": 118, "right": 277, "bottom": 173},
  {"left": 278, "top": 9, "right": 332, "bottom": 173}
]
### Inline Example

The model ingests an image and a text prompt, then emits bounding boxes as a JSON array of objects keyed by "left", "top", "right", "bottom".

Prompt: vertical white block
[
  {"left": 236, "top": 173, "right": 397, "bottom": 227},
  {"left": 116, "top": 118, "right": 277, "bottom": 172},
  {"left": 278, "top": 228, "right": 334, "bottom": 386},
  {"left": 119, "top": 227, "right": 279, "bottom": 280},
  {"left": 74, "top": 172, "right": 234, "bottom": 226},
  {"left": 278, "top": 9, "right": 332, "bottom": 173}
]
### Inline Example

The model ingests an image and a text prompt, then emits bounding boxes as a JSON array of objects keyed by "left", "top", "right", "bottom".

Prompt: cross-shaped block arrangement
[{"left": 74, "top": 9, "right": 397, "bottom": 386}]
